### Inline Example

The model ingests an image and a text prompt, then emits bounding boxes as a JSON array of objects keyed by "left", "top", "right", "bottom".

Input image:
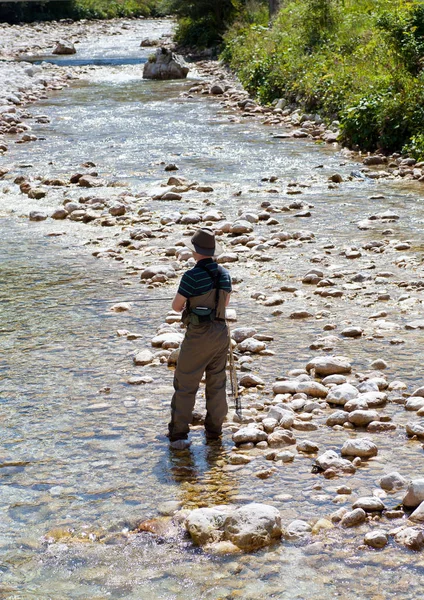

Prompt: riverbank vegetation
[
  {"left": 0, "top": 0, "right": 169, "bottom": 23},
  {"left": 220, "top": 0, "right": 424, "bottom": 156}
]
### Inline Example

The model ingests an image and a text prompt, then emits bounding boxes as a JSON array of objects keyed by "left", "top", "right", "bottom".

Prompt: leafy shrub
[{"left": 403, "top": 133, "right": 424, "bottom": 161}]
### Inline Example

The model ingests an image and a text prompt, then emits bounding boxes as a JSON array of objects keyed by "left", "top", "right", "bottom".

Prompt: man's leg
[
  {"left": 204, "top": 324, "right": 230, "bottom": 438},
  {"left": 168, "top": 325, "right": 210, "bottom": 441}
]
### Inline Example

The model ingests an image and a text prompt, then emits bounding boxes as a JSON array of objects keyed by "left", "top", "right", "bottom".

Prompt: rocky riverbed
[{"left": 2, "top": 15, "right": 424, "bottom": 600}]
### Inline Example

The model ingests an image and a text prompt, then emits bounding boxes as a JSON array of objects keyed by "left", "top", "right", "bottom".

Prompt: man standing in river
[{"left": 168, "top": 228, "right": 232, "bottom": 450}]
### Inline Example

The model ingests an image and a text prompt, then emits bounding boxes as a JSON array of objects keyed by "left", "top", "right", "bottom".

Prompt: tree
[
  {"left": 269, "top": 0, "right": 280, "bottom": 18},
  {"left": 170, "top": 0, "right": 244, "bottom": 47}
]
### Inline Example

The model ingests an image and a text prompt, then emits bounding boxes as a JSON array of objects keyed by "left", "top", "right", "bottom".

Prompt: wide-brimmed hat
[{"left": 186, "top": 227, "right": 222, "bottom": 257}]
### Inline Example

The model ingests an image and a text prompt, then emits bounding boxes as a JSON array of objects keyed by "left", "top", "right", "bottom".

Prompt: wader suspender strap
[{"left": 187, "top": 264, "right": 225, "bottom": 321}]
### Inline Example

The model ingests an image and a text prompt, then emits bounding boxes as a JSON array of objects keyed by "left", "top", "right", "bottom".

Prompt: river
[{"left": 1, "top": 17, "right": 424, "bottom": 600}]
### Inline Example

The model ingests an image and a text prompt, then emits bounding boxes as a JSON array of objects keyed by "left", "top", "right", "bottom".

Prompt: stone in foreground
[{"left": 185, "top": 503, "right": 282, "bottom": 551}]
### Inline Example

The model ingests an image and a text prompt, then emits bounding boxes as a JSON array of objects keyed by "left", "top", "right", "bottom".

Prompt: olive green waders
[{"left": 168, "top": 288, "right": 230, "bottom": 441}]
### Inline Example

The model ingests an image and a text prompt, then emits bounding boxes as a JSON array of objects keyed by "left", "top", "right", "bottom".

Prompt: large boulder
[
  {"left": 143, "top": 48, "right": 189, "bottom": 80},
  {"left": 223, "top": 503, "right": 282, "bottom": 551},
  {"left": 53, "top": 40, "right": 76, "bottom": 55},
  {"left": 185, "top": 503, "right": 282, "bottom": 551}
]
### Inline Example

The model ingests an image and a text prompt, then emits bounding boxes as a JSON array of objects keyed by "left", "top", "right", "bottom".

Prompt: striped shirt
[{"left": 177, "top": 258, "right": 232, "bottom": 298}]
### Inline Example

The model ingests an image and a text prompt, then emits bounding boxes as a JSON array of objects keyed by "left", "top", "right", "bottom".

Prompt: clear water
[{"left": 2, "top": 19, "right": 424, "bottom": 600}]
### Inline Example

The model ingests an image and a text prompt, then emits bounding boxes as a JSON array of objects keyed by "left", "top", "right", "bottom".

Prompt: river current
[{"left": 2, "top": 18, "right": 424, "bottom": 600}]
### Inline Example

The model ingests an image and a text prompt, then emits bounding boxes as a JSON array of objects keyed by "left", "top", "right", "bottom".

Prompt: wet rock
[
  {"left": 237, "top": 337, "right": 266, "bottom": 354},
  {"left": 151, "top": 332, "right": 184, "bottom": 349},
  {"left": 352, "top": 497, "right": 386, "bottom": 512},
  {"left": 209, "top": 83, "right": 225, "bottom": 95},
  {"left": 239, "top": 374, "right": 265, "bottom": 388},
  {"left": 370, "top": 359, "right": 388, "bottom": 370},
  {"left": 315, "top": 450, "right": 355, "bottom": 473},
  {"left": 143, "top": 48, "right": 189, "bottom": 80},
  {"left": 272, "top": 380, "right": 299, "bottom": 395},
  {"left": 267, "top": 430, "right": 296, "bottom": 448},
  {"left": 133, "top": 349, "right": 154, "bottom": 366},
  {"left": 341, "top": 326, "right": 363, "bottom": 338},
  {"left": 284, "top": 520, "right": 312, "bottom": 540},
  {"left": 348, "top": 410, "right": 380, "bottom": 427},
  {"left": 326, "top": 410, "right": 349, "bottom": 426},
  {"left": 403, "top": 479, "right": 424, "bottom": 508},
  {"left": 341, "top": 508, "right": 366, "bottom": 527},
  {"left": 379, "top": 471, "right": 407, "bottom": 492},
  {"left": 223, "top": 503, "right": 282, "bottom": 550},
  {"left": 53, "top": 40, "right": 76, "bottom": 55},
  {"left": 364, "top": 530, "right": 388, "bottom": 548},
  {"left": 297, "top": 440, "right": 319, "bottom": 453},
  {"left": 78, "top": 175, "right": 103, "bottom": 188},
  {"left": 110, "top": 302, "right": 132, "bottom": 312},
  {"left": 290, "top": 310, "right": 313, "bottom": 319},
  {"left": 232, "top": 327, "right": 257, "bottom": 343},
  {"left": 306, "top": 356, "right": 352, "bottom": 376},
  {"left": 405, "top": 397, "right": 424, "bottom": 411},
  {"left": 406, "top": 420, "right": 424, "bottom": 439},
  {"left": 233, "top": 427, "right": 268, "bottom": 445},
  {"left": 228, "top": 453, "right": 253, "bottom": 465},
  {"left": 275, "top": 450, "right": 295, "bottom": 462},
  {"left": 141, "top": 265, "right": 176, "bottom": 279},
  {"left": 51, "top": 208, "right": 68, "bottom": 220},
  {"left": 341, "top": 438, "right": 378, "bottom": 458},
  {"left": 297, "top": 381, "right": 328, "bottom": 398},
  {"left": 29, "top": 211, "right": 47, "bottom": 221},
  {"left": 409, "top": 501, "right": 424, "bottom": 523},
  {"left": 326, "top": 383, "right": 359, "bottom": 406},
  {"left": 185, "top": 506, "right": 228, "bottom": 546},
  {"left": 394, "top": 527, "right": 424, "bottom": 550}
]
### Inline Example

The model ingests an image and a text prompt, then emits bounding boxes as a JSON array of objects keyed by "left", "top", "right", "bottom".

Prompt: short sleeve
[{"left": 177, "top": 272, "right": 195, "bottom": 298}]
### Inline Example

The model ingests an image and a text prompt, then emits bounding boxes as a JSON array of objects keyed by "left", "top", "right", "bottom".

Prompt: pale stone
[
  {"left": 326, "top": 383, "right": 359, "bottom": 406},
  {"left": 406, "top": 421, "right": 424, "bottom": 439},
  {"left": 297, "top": 440, "right": 319, "bottom": 453},
  {"left": 379, "top": 472, "right": 407, "bottom": 491},
  {"left": 352, "top": 497, "right": 386, "bottom": 512},
  {"left": 341, "top": 439, "right": 378, "bottom": 458},
  {"left": 315, "top": 450, "right": 355, "bottom": 473},
  {"left": 232, "top": 427, "right": 268, "bottom": 445},
  {"left": 237, "top": 337, "right": 266, "bottom": 354},
  {"left": 306, "top": 356, "right": 352, "bottom": 376},
  {"left": 272, "top": 380, "right": 299, "bottom": 395},
  {"left": 267, "top": 430, "right": 296, "bottom": 448},
  {"left": 232, "top": 327, "right": 257, "bottom": 343},
  {"left": 403, "top": 479, "right": 424, "bottom": 508},
  {"left": 394, "top": 527, "right": 424, "bottom": 550},
  {"left": 143, "top": 48, "right": 189, "bottom": 80},
  {"left": 364, "top": 531, "right": 388, "bottom": 548},
  {"left": 341, "top": 508, "right": 366, "bottom": 527},
  {"left": 224, "top": 503, "right": 282, "bottom": 550},
  {"left": 409, "top": 501, "right": 424, "bottom": 523},
  {"left": 185, "top": 507, "right": 228, "bottom": 546},
  {"left": 326, "top": 410, "right": 349, "bottom": 426},
  {"left": 133, "top": 349, "right": 154, "bottom": 366},
  {"left": 348, "top": 410, "right": 380, "bottom": 426},
  {"left": 297, "top": 381, "right": 328, "bottom": 398}
]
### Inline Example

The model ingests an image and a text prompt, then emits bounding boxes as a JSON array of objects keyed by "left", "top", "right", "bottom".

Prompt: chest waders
[{"left": 168, "top": 265, "right": 231, "bottom": 442}]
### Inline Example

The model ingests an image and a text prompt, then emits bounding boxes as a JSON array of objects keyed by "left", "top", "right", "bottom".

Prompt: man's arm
[
  {"left": 172, "top": 292, "right": 187, "bottom": 313},
  {"left": 225, "top": 292, "right": 231, "bottom": 307}
]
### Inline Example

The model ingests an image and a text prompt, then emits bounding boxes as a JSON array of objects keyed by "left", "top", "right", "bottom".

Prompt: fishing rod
[{"left": 3, "top": 296, "right": 175, "bottom": 310}]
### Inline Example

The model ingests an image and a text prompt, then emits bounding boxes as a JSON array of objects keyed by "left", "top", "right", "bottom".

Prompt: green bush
[
  {"left": 403, "top": 133, "right": 424, "bottom": 161},
  {"left": 222, "top": 0, "right": 424, "bottom": 153}
]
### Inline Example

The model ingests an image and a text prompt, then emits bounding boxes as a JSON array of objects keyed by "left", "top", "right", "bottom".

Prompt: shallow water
[{"left": 2, "top": 18, "right": 424, "bottom": 600}]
